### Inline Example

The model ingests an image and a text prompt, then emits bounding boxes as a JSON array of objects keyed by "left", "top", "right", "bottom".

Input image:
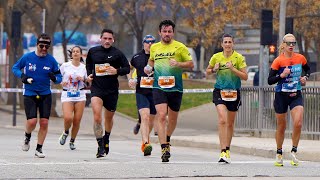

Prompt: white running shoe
[
  {"left": 35, "top": 149, "right": 45, "bottom": 158},
  {"left": 22, "top": 138, "right": 30, "bottom": 151},
  {"left": 290, "top": 152, "right": 299, "bottom": 166},
  {"left": 59, "top": 132, "right": 68, "bottom": 145},
  {"left": 274, "top": 154, "right": 283, "bottom": 167}
]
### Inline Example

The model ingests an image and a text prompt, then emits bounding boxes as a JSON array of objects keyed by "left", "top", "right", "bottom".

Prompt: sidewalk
[{"left": 1, "top": 100, "right": 320, "bottom": 162}]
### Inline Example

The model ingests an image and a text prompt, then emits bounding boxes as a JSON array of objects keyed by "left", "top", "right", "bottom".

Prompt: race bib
[
  {"left": 158, "top": 76, "right": 175, "bottom": 88},
  {"left": 281, "top": 81, "right": 298, "bottom": 92},
  {"left": 67, "top": 88, "right": 80, "bottom": 98},
  {"left": 220, "top": 89, "right": 237, "bottom": 101},
  {"left": 140, "top": 77, "right": 154, "bottom": 88},
  {"left": 95, "top": 63, "right": 110, "bottom": 76}
]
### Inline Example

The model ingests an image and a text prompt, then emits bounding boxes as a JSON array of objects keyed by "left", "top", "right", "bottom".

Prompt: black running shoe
[
  {"left": 103, "top": 135, "right": 110, "bottom": 155},
  {"left": 133, "top": 123, "right": 140, "bottom": 135},
  {"left": 96, "top": 146, "right": 105, "bottom": 158},
  {"left": 161, "top": 144, "right": 171, "bottom": 162}
]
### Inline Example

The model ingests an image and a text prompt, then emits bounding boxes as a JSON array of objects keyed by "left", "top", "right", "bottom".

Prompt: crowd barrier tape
[{"left": 0, "top": 88, "right": 214, "bottom": 94}]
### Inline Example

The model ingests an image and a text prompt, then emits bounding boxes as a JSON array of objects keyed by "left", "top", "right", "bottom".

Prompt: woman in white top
[{"left": 59, "top": 46, "right": 88, "bottom": 150}]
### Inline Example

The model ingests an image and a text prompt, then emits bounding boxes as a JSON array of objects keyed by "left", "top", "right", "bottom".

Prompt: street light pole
[{"left": 279, "top": 0, "right": 287, "bottom": 45}]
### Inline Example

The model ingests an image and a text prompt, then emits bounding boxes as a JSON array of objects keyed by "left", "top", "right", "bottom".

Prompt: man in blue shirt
[{"left": 12, "top": 33, "right": 62, "bottom": 158}]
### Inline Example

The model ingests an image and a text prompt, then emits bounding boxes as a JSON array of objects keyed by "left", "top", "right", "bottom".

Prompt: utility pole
[{"left": 279, "top": 0, "right": 287, "bottom": 46}]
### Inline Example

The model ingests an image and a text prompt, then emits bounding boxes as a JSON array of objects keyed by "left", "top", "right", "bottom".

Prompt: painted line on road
[{"left": 1, "top": 160, "right": 303, "bottom": 166}]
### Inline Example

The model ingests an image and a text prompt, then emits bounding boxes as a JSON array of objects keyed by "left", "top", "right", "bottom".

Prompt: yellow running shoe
[
  {"left": 274, "top": 154, "right": 284, "bottom": 167},
  {"left": 290, "top": 152, "right": 299, "bottom": 166},
  {"left": 226, "top": 150, "right": 231, "bottom": 163},
  {"left": 218, "top": 151, "right": 228, "bottom": 164}
]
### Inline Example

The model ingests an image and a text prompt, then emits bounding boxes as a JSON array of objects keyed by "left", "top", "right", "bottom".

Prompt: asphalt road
[{"left": 1, "top": 128, "right": 320, "bottom": 179}]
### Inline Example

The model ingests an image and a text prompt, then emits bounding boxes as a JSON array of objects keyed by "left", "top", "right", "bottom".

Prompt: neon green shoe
[
  {"left": 274, "top": 154, "right": 284, "bottom": 167},
  {"left": 226, "top": 150, "right": 231, "bottom": 163},
  {"left": 290, "top": 152, "right": 299, "bottom": 166},
  {"left": 218, "top": 151, "right": 228, "bottom": 164}
]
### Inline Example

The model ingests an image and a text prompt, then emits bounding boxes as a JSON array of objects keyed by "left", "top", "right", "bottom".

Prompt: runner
[
  {"left": 206, "top": 33, "right": 248, "bottom": 164},
  {"left": 12, "top": 33, "right": 62, "bottom": 158},
  {"left": 86, "top": 29, "right": 130, "bottom": 158},
  {"left": 144, "top": 20, "right": 194, "bottom": 162},
  {"left": 128, "top": 35, "right": 157, "bottom": 156},
  {"left": 268, "top": 33, "right": 310, "bottom": 167},
  {"left": 59, "top": 46, "right": 88, "bottom": 150}
]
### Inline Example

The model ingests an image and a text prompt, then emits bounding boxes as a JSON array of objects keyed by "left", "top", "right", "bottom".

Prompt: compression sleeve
[
  {"left": 302, "top": 63, "right": 311, "bottom": 78},
  {"left": 268, "top": 68, "right": 282, "bottom": 85}
]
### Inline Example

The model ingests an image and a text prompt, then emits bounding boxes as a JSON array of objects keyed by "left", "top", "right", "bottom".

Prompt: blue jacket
[{"left": 12, "top": 52, "right": 62, "bottom": 96}]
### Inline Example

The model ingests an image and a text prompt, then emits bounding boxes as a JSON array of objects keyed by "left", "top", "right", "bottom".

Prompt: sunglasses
[
  {"left": 39, "top": 44, "right": 50, "bottom": 49},
  {"left": 144, "top": 39, "right": 155, "bottom": 44},
  {"left": 284, "top": 41, "right": 296, "bottom": 46}
]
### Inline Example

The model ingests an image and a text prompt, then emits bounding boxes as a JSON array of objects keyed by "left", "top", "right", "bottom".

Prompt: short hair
[
  {"left": 159, "top": 20, "right": 175, "bottom": 32},
  {"left": 37, "top": 33, "right": 51, "bottom": 44},
  {"left": 100, "top": 29, "right": 114, "bottom": 38},
  {"left": 221, "top": 33, "right": 234, "bottom": 42}
]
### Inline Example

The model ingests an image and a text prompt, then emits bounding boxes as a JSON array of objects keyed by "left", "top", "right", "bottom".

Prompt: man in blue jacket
[{"left": 12, "top": 33, "right": 62, "bottom": 158}]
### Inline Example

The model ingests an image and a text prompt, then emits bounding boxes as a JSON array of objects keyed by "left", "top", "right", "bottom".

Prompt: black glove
[
  {"left": 48, "top": 72, "right": 56, "bottom": 82},
  {"left": 21, "top": 73, "right": 33, "bottom": 84}
]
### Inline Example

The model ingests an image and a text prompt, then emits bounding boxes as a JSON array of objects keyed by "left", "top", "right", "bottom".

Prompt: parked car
[{"left": 247, "top": 65, "right": 259, "bottom": 81}]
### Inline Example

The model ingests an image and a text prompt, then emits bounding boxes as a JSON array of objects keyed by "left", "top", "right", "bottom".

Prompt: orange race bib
[
  {"left": 158, "top": 76, "right": 175, "bottom": 88},
  {"left": 140, "top": 77, "right": 154, "bottom": 88},
  {"left": 220, "top": 89, "right": 237, "bottom": 101},
  {"left": 95, "top": 63, "right": 110, "bottom": 76}
]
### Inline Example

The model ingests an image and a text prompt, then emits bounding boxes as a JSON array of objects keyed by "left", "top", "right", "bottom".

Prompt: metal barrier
[
  {"left": 1, "top": 86, "right": 320, "bottom": 138},
  {"left": 236, "top": 87, "right": 320, "bottom": 138}
]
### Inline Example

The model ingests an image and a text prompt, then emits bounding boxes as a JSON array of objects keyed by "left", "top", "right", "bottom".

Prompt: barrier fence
[{"left": 1, "top": 87, "right": 320, "bottom": 138}]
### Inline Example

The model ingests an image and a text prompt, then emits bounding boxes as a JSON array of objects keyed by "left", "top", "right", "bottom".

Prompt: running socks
[
  {"left": 277, "top": 148, "right": 283, "bottom": 155},
  {"left": 36, "top": 144, "right": 43, "bottom": 151},
  {"left": 64, "top": 130, "right": 69, "bottom": 135},
  {"left": 291, "top": 146, "right": 297, "bottom": 153},
  {"left": 166, "top": 135, "right": 171, "bottom": 143},
  {"left": 25, "top": 132, "right": 31, "bottom": 140}
]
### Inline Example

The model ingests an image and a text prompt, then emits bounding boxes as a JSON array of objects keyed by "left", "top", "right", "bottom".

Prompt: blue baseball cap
[{"left": 142, "top": 35, "right": 156, "bottom": 44}]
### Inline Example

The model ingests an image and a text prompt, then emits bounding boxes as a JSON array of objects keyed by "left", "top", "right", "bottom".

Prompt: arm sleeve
[
  {"left": 116, "top": 53, "right": 130, "bottom": 76},
  {"left": 52, "top": 61, "right": 62, "bottom": 84},
  {"left": 86, "top": 50, "right": 93, "bottom": 76},
  {"left": 268, "top": 68, "right": 282, "bottom": 85},
  {"left": 302, "top": 63, "right": 311, "bottom": 78},
  {"left": 12, "top": 56, "right": 25, "bottom": 78}
]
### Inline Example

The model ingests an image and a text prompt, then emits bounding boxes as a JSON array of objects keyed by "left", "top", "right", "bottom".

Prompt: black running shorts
[
  {"left": 212, "top": 88, "right": 241, "bottom": 112},
  {"left": 274, "top": 91, "right": 303, "bottom": 114},
  {"left": 24, "top": 94, "right": 52, "bottom": 119},
  {"left": 91, "top": 92, "right": 118, "bottom": 112},
  {"left": 152, "top": 88, "right": 183, "bottom": 112}
]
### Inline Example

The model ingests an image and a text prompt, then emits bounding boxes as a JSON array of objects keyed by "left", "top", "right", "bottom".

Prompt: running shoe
[
  {"left": 69, "top": 142, "right": 76, "bottom": 150},
  {"left": 96, "top": 146, "right": 105, "bottom": 158},
  {"left": 290, "top": 152, "right": 299, "bottom": 166},
  {"left": 22, "top": 137, "right": 30, "bottom": 151},
  {"left": 103, "top": 136, "right": 110, "bottom": 155},
  {"left": 161, "top": 144, "right": 171, "bottom": 162},
  {"left": 218, "top": 151, "right": 228, "bottom": 164},
  {"left": 226, "top": 150, "right": 231, "bottom": 163},
  {"left": 59, "top": 132, "right": 68, "bottom": 145},
  {"left": 133, "top": 123, "right": 140, "bottom": 135},
  {"left": 142, "top": 143, "right": 152, "bottom": 156},
  {"left": 35, "top": 149, "right": 45, "bottom": 158},
  {"left": 274, "top": 154, "right": 284, "bottom": 167}
]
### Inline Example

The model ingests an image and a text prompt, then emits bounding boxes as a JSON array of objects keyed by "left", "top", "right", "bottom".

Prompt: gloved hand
[
  {"left": 48, "top": 72, "right": 56, "bottom": 82},
  {"left": 21, "top": 73, "right": 33, "bottom": 84}
]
